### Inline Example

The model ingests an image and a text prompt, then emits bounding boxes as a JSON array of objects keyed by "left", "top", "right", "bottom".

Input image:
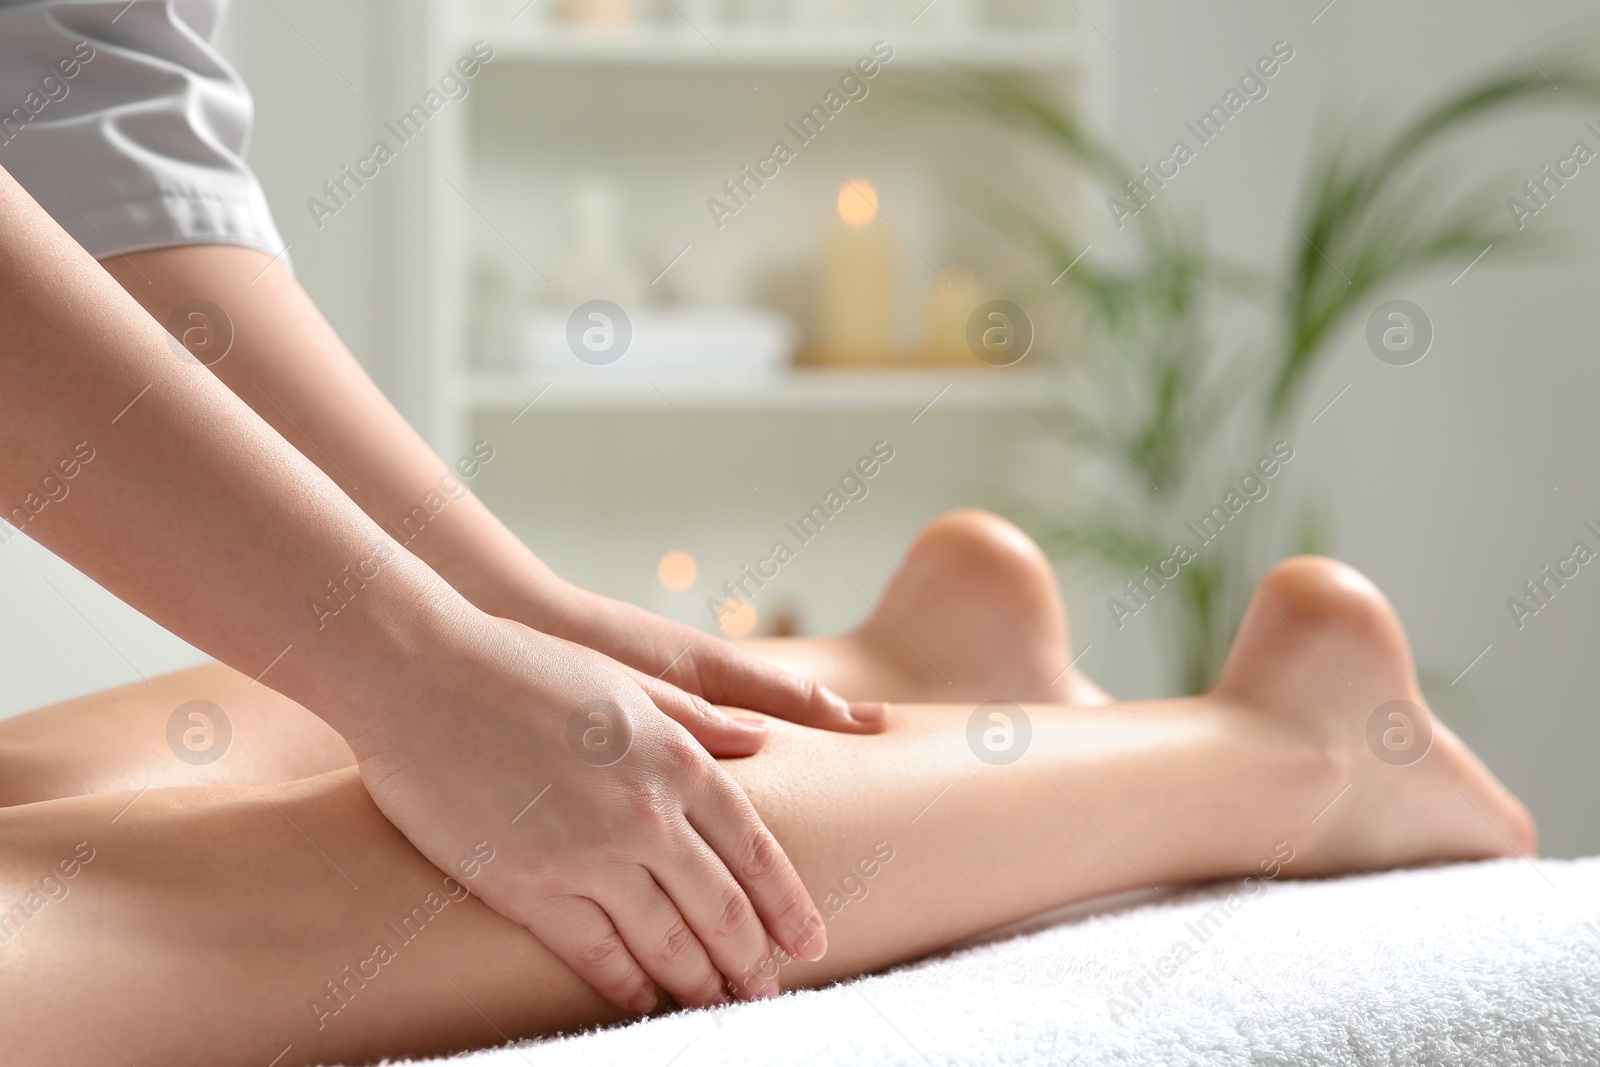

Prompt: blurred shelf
[
  {"left": 467, "top": 367, "right": 1060, "bottom": 413},
  {"left": 474, "top": 26, "right": 1080, "bottom": 70}
]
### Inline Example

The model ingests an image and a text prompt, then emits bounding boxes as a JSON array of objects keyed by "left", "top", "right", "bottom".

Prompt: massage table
[{"left": 378, "top": 857, "right": 1600, "bottom": 1066}]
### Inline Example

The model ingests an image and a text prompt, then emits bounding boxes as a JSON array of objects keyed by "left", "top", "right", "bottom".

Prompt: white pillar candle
[{"left": 816, "top": 178, "right": 899, "bottom": 364}]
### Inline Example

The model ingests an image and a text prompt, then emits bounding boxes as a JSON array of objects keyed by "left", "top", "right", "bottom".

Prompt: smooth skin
[
  {"left": 0, "top": 513, "right": 1535, "bottom": 1066},
  {"left": 0, "top": 164, "right": 889, "bottom": 1014}
]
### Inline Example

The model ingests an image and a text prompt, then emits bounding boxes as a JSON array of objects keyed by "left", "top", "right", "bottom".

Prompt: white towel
[{"left": 382, "top": 857, "right": 1600, "bottom": 1067}]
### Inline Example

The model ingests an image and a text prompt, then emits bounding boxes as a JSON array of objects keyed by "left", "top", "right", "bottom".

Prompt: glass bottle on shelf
[{"left": 556, "top": 177, "right": 647, "bottom": 309}]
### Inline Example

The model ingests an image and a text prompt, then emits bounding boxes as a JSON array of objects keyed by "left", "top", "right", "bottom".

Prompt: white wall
[{"left": 2, "top": 0, "right": 1597, "bottom": 858}]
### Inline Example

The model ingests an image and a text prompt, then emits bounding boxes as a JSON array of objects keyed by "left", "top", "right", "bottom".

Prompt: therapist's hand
[
  {"left": 530, "top": 579, "right": 888, "bottom": 743},
  {"left": 348, "top": 610, "right": 827, "bottom": 1012}
]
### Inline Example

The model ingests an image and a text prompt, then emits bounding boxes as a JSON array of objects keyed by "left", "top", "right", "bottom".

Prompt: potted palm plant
[{"left": 941, "top": 59, "right": 1600, "bottom": 692}]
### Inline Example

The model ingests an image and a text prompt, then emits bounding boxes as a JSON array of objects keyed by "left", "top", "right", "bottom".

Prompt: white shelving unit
[
  {"left": 383, "top": 2, "right": 1095, "bottom": 457},
  {"left": 361, "top": 0, "right": 1102, "bottom": 635},
  {"left": 482, "top": 24, "right": 1083, "bottom": 70},
  {"left": 468, "top": 367, "right": 1060, "bottom": 413}
]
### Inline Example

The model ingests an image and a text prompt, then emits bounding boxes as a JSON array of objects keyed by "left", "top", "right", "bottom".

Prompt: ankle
[{"left": 1213, "top": 692, "right": 1350, "bottom": 842}]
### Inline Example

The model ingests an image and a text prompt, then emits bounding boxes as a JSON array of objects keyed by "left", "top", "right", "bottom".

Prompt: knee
[{"left": 0, "top": 740, "right": 80, "bottom": 807}]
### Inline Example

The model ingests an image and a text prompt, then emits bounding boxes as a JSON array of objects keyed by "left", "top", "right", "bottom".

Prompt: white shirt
[{"left": 0, "top": 0, "right": 287, "bottom": 261}]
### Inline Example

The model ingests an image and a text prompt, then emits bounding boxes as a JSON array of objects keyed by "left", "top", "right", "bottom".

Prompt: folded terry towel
[{"left": 383, "top": 857, "right": 1600, "bottom": 1067}]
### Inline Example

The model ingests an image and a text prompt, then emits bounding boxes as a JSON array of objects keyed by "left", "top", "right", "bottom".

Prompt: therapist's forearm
[
  {"left": 0, "top": 169, "right": 469, "bottom": 738},
  {"left": 0, "top": 164, "right": 857, "bottom": 1003},
  {"left": 100, "top": 245, "right": 570, "bottom": 631},
  {"left": 98, "top": 246, "right": 875, "bottom": 734}
]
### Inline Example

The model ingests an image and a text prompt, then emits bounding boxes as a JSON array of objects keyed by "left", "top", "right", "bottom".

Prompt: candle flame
[{"left": 837, "top": 179, "right": 879, "bottom": 227}]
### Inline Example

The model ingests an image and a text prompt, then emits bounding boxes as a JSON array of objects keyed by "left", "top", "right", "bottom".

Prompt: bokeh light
[
  {"left": 716, "top": 597, "right": 758, "bottom": 638},
  {"left": 657, "top": 550, "right": 697, "bottom": 591}
]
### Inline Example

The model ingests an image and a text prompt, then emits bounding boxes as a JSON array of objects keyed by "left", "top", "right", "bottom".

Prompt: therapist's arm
[
  {"left": 0, "top": 167, "right": 828, "bottom": 1010},
  {"left": 98, "top": 245, "right": 883, "bottom": 733}
]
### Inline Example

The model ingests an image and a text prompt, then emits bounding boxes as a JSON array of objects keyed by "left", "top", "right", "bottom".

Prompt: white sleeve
[{"left": 0, "top": 0, "right": 289, "bottom": 264}]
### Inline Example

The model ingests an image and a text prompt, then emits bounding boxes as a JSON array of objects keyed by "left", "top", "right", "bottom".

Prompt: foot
[
  {"left": 1214, "top": 556, "right": 1536, "bottom": 877},
  {"left": 743, "top": 511, "right": 1108, "bottom": 705}
]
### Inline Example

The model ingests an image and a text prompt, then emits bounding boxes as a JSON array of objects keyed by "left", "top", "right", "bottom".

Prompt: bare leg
[
  {"left": 0, "top": 660, "right": 353, "bottom": 804},
  {"left": 0, "top": 511, "right": 1103, "bottom": 804},
  {"left": 0, "top": 558, "right": 1533, "bottom": 1066}
]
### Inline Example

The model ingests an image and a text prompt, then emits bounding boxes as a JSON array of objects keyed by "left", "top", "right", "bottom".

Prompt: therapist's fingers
[
  {"left": 602, "top": 866, "right": 733, "bottom": 1009},
  {"left": 651, "top": 821, "right": 783, "bottom": 1001},
  {"left": 524, "top": 895, "right": 659, "bottom": 1015},
  {"left": 629, "top": 668, "right": 768, "bottom": 758},
  {"left": 667, "top": 637, "right": 888, "bottom": 734},
  {"left": 688, "top": 767, "right": 828, "bottom": 966}
]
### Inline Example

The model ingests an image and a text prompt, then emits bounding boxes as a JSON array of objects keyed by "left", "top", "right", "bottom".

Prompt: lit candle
[
  {"left": 816, "top": 178, "right": 898, "bottom": 364},
  {"left": 920, "top": 261, "right": 980, "bottom": 363}
]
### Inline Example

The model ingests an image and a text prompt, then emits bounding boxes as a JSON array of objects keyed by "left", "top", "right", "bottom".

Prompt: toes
[
  {"left": 1430, "top": 721, "right": 1541, "bottom": 858},
  {"left": 1508, "top": 802, "right": 1539, "bottom": 855},
  {"left": 1492, "top": 794, "right": 1539, "bottom": 857}
]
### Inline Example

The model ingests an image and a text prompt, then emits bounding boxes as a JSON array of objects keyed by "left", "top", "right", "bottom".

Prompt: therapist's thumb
[
  {"left": 630, "top": 670, "right": 770, "bottom": 758},
  {"left": 690, "top": 644, "right": 888, "bottom": 734}
]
